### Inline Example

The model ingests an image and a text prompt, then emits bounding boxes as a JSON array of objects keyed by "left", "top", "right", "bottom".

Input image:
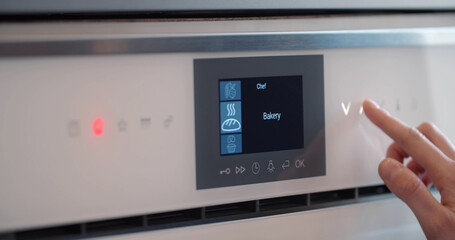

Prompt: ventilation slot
[
  {"left": 147, "top": 208, "right": 202, "bottom": 227},
  {"left": 205, "top": 201, "right": 257, "bottom": 219},
  {"left": 259, "top": 194, "right": 308, "bottom": 212},
  {"left": 0, "top": 233, "right": 15, "bottom": 240},
  {"left": 310, "top": 188, "right": 356, "bottom": 205},
  {"left": 86, "top": 216, "right": 143, "bottom": 235},
  {"left": 358, "top": 185, "right": 391, "bottom": 197},
  {"left": 4, "top": 185, "right": 394, "bottom": 239},
  {"left": 15, "top": 224, "right": 81, "bottom": 240}
]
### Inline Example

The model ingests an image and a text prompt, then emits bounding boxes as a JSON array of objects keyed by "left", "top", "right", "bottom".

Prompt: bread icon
[{"left": 221, "top": 119, "right": 241, "bottom": 132}]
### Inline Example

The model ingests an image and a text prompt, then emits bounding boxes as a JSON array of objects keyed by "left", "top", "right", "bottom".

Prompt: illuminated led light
[{"left": 92, "top": 117, "right": 105, "bottom": 137}]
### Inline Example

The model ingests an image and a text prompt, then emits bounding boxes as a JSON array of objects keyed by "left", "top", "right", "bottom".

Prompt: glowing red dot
[{"left": 91, "top": 117, "right": 105, "bottom": 137}]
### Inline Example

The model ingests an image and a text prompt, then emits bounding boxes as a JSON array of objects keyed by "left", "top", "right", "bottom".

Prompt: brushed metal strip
[
  {"left": 1, "top": 0, "right": 455, "bottom": 14},
  {"left": 1, "top": 27, "right": 455, "bottom": 57}
]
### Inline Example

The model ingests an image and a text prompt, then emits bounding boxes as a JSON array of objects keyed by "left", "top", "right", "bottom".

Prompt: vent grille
[
  {"left": 205, "top": 201, "right": 257, "bottom": 219},
  {"left": 260, "top": 194, "right": 308, "bottom": 212},
  {"left": 14, "top": 225, "right": 81, "bottom": 240},
  {"left": 86, "top": 216, "right": 144, "bottom": 235},
  {"left": 310, "top": 188, "right": 356, "bottom": 205},
  {"left": 358, "top": 185, "right": 391, "bottom": 197},
  {"left": 147, "top": 208, "right": 201, "bottom": 227},
  {"left": 3, "top": 185, "right": 393, "bottom": 240}
]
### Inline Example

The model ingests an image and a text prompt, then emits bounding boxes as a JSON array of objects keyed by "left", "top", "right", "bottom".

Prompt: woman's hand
[{"left": 363, "top": 99, "right": 455, "bottom": 240}]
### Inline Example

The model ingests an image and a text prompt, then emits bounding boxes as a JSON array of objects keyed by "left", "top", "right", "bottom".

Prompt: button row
[
  {"left": 341, "top": 98, "right": 418, "bottom": 116},
  {"left": 219, "top": 159, "right": 305, "bottom": 176},
  {"left": 67, "top": 115, "right": 174, "bottom": 138}
]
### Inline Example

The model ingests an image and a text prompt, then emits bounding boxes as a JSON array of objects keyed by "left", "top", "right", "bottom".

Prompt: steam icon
[
  {"left": 221, "top": 103, "right": 241, "bottom": 132},
  {"left": 226, "top": 103, "right": 236, "bottom": 116}
]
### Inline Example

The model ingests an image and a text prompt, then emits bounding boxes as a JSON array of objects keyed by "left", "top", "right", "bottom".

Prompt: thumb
[{"left": 379, "top": 158, "right": 443, "bottom": 231}]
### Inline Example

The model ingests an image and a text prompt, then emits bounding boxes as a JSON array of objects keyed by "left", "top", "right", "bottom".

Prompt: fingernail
[
  {"left": 368, "top": 100, "right": 380, "bottom": 109},
  {"left": 368, "top": 99, "right": 391, "bottom": 116},
  {"left": 379, "top": 158, "right": 402, "bottom": 181}
]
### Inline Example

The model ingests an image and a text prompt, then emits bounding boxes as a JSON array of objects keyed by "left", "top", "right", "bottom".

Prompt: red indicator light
[{"left": 92, "top": 117, "right": 105, "bottom": 137}]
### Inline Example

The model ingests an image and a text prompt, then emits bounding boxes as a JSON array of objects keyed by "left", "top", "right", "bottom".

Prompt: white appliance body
[{"left": 0, "top": 13, "right": 455, "bottom": 240}]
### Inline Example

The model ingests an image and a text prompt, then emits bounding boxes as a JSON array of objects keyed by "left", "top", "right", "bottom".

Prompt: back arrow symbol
[{"left": 282, "top": 160, "right": 290, "bottom": 170}]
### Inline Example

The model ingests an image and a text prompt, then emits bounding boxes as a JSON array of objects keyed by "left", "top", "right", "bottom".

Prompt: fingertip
[
  {"left": 363, "top": 99, "right": 382, "bottom": 120},
  {"left": 378, "top": 158, "right": 403, "bottom": 182},
  {"left": 363, "top": 99, "right": 380, "bottom": 109},
  {"left": 362, "top": 99, "right": 393, "bottom": 130}
]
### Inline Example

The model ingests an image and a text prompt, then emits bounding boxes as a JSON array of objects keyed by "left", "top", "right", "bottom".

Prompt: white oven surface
[
  {"left": 93, "top": 196, "right": 430, "bottom": 240},
  {"left": 0, "top": 14, "right": 454, "bottom": 239}
]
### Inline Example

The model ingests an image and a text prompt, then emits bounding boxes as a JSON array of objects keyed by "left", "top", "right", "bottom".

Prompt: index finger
[{"left": 363, "top": 99, "right": 452, "bottom": 180}]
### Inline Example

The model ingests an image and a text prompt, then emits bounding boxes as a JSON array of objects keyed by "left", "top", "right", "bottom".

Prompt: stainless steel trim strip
[
  {"left": 1, "top": 27, "right": 455, "bottom": 57},
  {"left": 1, "top": 0, "right": 455, "bottom": 14}
]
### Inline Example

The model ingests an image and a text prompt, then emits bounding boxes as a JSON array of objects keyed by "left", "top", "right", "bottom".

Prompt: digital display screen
[
  {"left": 219, "top": 76, "right": 304, "bottom": 155},
  {"left": 194, "top": 55, "right": 325, "bottom": 189}
]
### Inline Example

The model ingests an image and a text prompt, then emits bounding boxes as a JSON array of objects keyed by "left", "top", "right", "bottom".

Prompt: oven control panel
[{"left": 194, "top": 56, "right": 325, "bottom": 189}]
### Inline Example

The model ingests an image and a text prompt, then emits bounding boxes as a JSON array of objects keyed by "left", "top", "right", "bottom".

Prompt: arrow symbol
[
  {"left": 341, "top": 102, "right": 351, "bottom": 116},
  {"left": 282, "top": 160, "right": 290, "bottom": 170},
  {"left": 235, "top": 166, "right": 246, "bottom": 174}
]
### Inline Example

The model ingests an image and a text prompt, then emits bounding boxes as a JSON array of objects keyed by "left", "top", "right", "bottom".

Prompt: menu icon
[
  {"left": 221, "top": 134, "right": 242, "bottom": 155},
  {"left": 220, "top": 101, "right": 242, "bottom": 134},
  {"left": 219, "top": 80, "right": 243, "bottom": 155},
  {"left": 220, "top": 81, "right": 241, "bottom": 101}
]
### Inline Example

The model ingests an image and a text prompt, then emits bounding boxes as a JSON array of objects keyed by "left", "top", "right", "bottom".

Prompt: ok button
[{"left": 295, "top": 159, "right": 305, "bottom": 168}]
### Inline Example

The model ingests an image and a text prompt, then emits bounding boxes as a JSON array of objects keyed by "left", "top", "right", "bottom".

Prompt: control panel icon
[
  {"left": 91, "top": 117, "right": 105, "bottom": 137},
  {"left": 227, "top": 135, "right": 236, "bottom": 153},
  {"left": 140, "top": 117, "right": 151, "bottom": 129},
  {"left": 252, "top": 162, "right": 260, "bottom": 174},
  {"left": 220, "top": 81, "right": 241, "bottom": 101},
  {"left": 118, "top": 119, "right": 127, "bottom": 132},
  {"left": 163, "top": 115, "right": 174, "bottom": 128},
  {"left": 235, "top": 166, "right": 246, "bottom": 174},
  {"left": 219, "top": 168, "right": 231, "bottom": 175},
  {"left": 282, "top": 160, "right": 290, "bottom": 170},
  {"left": 67, "top": 120, "right": 80, "bottom": 137},
  {"left": 220, "top": 101, "right": 242, "bottom": 134},
  {"left": 267, "top": 160, "right": 275, "bottom": 173},
  {"left": 295, "top": 159, "right": 305, "bottom": 168},
  {"left": 341, "top": 102, "right": 351, "bottom": 116},
  {"left": 221, "top": 134, "right": 242, "bottom": 155},
  {"left": 221, "top": 119, "right": 241, "bottom": 132},
  {"left": 225, "top": 82, "right": 237, "bottom": 99}
]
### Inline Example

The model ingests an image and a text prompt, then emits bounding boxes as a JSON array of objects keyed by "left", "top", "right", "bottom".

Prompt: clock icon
[{"left": 252, "top": 162, "right": 260, "bottom": 175}]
